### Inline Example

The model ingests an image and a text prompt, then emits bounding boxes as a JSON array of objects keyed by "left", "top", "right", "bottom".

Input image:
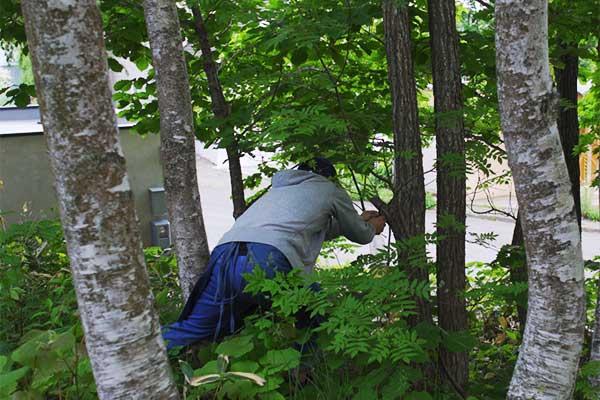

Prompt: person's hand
[
  {"left": 360, "top": 210, "right": 380, "bottom": 221},
  {"left": 368, "top": 215, "right": 386, "bottom": 235}
]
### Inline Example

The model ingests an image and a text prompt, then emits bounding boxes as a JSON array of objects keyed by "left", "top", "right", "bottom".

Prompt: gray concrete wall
[{"left": 0, "top": 129, "right": 163, "bottom": 246}]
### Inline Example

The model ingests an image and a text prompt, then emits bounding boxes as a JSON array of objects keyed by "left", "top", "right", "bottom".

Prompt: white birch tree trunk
[
  {"left": 143, "top": 0, "right": 210, "bottom": 298},
  {"left": 21, "top": 1, "right": 180, "bottom": 399},
  {"left": 496, "top": 1, "right": 585, "bottom": 398}
]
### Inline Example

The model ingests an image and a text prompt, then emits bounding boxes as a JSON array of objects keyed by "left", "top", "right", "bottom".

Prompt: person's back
[
  {"left": 163, "top": 159, "right": 386, "bottom": 350},
  {"left": 219, "top": 169, "right": 375, "bottom": 273}
]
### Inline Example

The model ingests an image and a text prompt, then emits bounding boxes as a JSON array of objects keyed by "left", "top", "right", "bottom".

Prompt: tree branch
[
  {"left": 466, "top": 132, "right": 505, "bottom": 155},
  {"left": 349, "top": 167, "right": 366, "bottom": 210},
  {"left": 473, "top": 0, "right": 493, "bottom": 10}
]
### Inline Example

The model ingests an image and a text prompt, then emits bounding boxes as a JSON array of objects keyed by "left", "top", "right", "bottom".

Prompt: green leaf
[
  {"left": 107, "top": 58, "right": 124, "bottom": 72},
  {"left": 195, "top": 360, "right": 218, "bottom": 375},
  {"left": 442, "top": 330, "right": 478, "bottom": 353},
  {"left": 10, "top": 390, "right": 44, "bottom": 400},
  {"left": 113, "top": 80, "right": 132, "bottom": 92},
  {"left": 133, "top": 78, "right": 146, "bottom": 90},
  {"left": 135, "top": 56, "right": 150, "bottom": 71},
  {"left": 14, "top": 92, "right": 30, "bottom": 108},
  {"left": 330, "top": 48, "right": 345, "bottom": 66},
  {"left": 9, "top": 287, "right": 22, "bottom": 300},
  {"left": 215, "top": 335, "right": 254, "bottom": 358},
  {"left": 11, "top": 331, "right": 50, "bottom": 367},
  {"left": 259, "top": 392, "right": 286, "bottom": 400},
  {"left": 179, "top": 360, "right": 194, "bottom": 380},
  {"left": 48, "top": 331, "right": 75, "bottom": 354},
  {"left": 259, "top": 348, "right": 301, "bottom": 373},
  {"left": 231, "top": 360, "right": 259, "bottom": 373},
  {"left": 414, "top": 322, "right": 441, "bottom": 350},
  {"left": 353, "top": 386, "right": 377, "bottom": 400},
  {"left": 290, "top": 48, "right": 308, "bottom": 65},
  {"left": 31, "top": 332, "right": 75, "bottom": 384},
  {"left": 0, "top": 366, "right": 29, "bottom": 397}
]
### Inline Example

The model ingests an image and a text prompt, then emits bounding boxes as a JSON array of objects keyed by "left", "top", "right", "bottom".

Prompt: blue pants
[{"left": 162, "top": 242, "right": 292, "bottom": 350}]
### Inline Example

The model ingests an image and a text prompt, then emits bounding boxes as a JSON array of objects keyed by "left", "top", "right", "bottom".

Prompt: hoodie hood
[{"left": 272, "top": 170, "right": 329, "bottom": 188}]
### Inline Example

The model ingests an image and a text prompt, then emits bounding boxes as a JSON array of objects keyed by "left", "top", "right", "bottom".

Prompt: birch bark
[
  {"left": 496, "top": 1, "right": 585, "bottom": 398},
  {"left": 21, "top": 1, "right": 180, "bottom": 398},
  {"left": 143, "top": 0, "right": 210, "bottom": 298}
]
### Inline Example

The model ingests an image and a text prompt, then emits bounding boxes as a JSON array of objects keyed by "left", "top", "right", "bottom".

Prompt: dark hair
[{"left": 297, "top": 157, "right": 337, "bottom": 178}]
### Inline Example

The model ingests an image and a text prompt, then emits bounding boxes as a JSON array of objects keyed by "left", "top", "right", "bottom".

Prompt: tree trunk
[
  {"left": 21, "top": 1, "right": 179, "bottom": 399},
  {"left": 496, "top": 1, "right": 585, "bottom": 398},
  {"left": 587, "top": 35, "right": 600, "bottom": 389},
  {"left": 510, "top": 214, "right": 528, "bottom": 330},
  {"left": 143, "top": 0, "right": 210, "bottom": 298},
  {"left": 381, "top": 0, "right": 430, "bottom": 325},
  {"left": 555, "top": 41, "right": 581, "bottom": 228},
  {"left": 428, "top": 0, "right": 468, "bottom": 391},
  {"left": 590, "top": 280, "right": 600, "bottom": 386},
  {"left": 191, "top": 6, "right": 246, "bottom": 219}
]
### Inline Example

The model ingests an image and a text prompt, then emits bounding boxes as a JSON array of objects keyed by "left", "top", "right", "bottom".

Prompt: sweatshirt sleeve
[
  {"left": 330, "top": 186, "right": 375, "bottom": 244},
  {"left": 325, "top": 216, "right": 341, "bottom": 241}
]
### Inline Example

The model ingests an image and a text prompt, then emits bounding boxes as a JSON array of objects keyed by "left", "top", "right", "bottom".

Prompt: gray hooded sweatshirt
[{"left": 218, "top": 170, "right": 375, "bottom": 273}]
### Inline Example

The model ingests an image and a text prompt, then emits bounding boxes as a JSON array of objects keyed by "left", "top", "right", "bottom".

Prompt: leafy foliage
[
  {"left": 0, "top": 220, "right": 181, "bottom": 398},
  {"left": 177, "top": 244, "right": 475, "bottom": 399},
  {"left": 0, "top": 0, "right": 599, "bottom": 397}
]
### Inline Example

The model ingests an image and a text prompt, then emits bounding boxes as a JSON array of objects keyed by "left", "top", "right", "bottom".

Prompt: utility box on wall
[
  {"left": 150, "top": 219, "right": 171, "bottom": 249},
  {"left": 148, "top": 187, "right": 171, "bottom": 248}
]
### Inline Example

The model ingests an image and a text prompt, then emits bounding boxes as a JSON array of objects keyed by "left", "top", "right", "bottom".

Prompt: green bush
[
  {"left": 12, "top": 220, "right": 600, "bottom": 399},
  {"left": 0, "top": 220, "right": 183, "bottom": 399},
  {"left": 177, "top": 247, "right": 477, "bottom": 400}
]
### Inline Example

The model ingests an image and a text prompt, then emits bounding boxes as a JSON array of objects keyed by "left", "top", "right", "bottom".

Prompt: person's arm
[
  {"left": 331, "top": 187, "right": 378, "bottom": 244},
  {"left": 325, "top": 216, "right": 341, "bottom": 240}
]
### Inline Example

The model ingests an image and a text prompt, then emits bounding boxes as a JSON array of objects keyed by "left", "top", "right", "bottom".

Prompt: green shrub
[
  {"left": 5, "top": 220, "right": 576, "bottom": 399},
  {"left": 177, "top": 248, "right": 467, "bottom": 399},
  {"left": 0, "top": 220, "right": 183, "bottom": 399}
]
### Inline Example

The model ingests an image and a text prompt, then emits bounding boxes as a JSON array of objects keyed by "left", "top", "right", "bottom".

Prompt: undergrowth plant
[
  {"left": 3, "top": 220, "right": 600, "bottom": 399},
  {"left": 176, "top": 246, "right": 472, "bottom": 400}
]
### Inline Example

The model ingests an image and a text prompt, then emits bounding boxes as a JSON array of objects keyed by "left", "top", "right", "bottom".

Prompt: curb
[{"left": 464, "top": 211, "right": 600, "bottom": 234}]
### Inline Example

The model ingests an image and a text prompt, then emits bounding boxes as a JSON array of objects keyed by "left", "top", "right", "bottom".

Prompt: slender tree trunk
[
  {"left": 587, "top": 35, "right": 600, "bottom": 388},
  {"left": 555, "top": 41, "right": 581, "bottom": 228},
  {"left": 428, "top": 0, "right": 468, "bottom": 391},
  {"left": 510, "top": 214, "right": 527, "bottom": 329},
  {"left": 380, "top": 0, "right": 430, "bottom": 325},
  {"left": 590, "top": 280, "right": 600, "bottom": 387},
  {"left": 143, "top": 0, "right": 210, "bottom": 298},
  {"left": 191, "top": 6, "right": 246, "bottom": 219},
  {"left": 21, "top": 1, "right": 179, "bottom": 399},
  {"left": 496, "top": 1, "right": 585, "bottom": 398}
]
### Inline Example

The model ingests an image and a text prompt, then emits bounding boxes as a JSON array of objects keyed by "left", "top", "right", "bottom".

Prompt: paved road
[{"left": 196, "top": 157, "right": 600, "bottom": 266}]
